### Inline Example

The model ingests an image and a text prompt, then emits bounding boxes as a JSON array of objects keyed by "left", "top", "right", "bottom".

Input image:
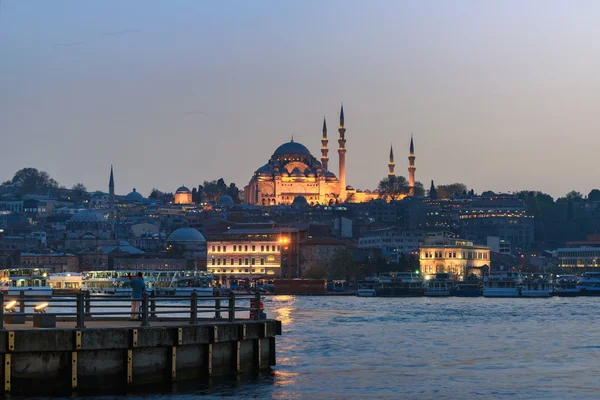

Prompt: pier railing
[{"left": 0, "top": 290, "right": 265, "bottom": 328}]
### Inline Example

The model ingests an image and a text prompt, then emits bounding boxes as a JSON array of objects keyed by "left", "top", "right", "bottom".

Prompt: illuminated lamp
[
  {"left": 34, "top": 303, "right": 49, "bottom": 313},
  {"left": 4, "top": 300, "right": 17, "bottom": 312}
]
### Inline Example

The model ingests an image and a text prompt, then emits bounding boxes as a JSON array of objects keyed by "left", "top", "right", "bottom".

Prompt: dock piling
[
  {"left": 228, "top": 292, "right": 235, "bottom": 322},
  {"left": 189, "top": 291, "right": 198, "bottom": 325}
]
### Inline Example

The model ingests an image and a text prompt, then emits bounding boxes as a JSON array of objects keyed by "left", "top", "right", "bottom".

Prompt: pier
[{"left": 0, "top": 292, "right": 281, "bottom": 395}]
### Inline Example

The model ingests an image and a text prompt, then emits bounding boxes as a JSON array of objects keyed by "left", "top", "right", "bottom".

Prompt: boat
[
  {"left": 483, "top": 271, "right": 521, "bottom": 297},
  {"left": 424, "top": 273, "right": 454, "bottom": 296},
  {"left": 47, "top": 273, "right": 83, "bottom": 294},
  {"left": 554, "top": 275, "right": 580, "bottom": 297},
  {"left": 0, "top": 268, "right": 53, "bottom": 296},
  {"left": 82, "top": 270, "right": 160, "bottom": 296},
  {"left": 157, "top": 271, "right": 214, "bottom": 296},
  {"left": 356, "top": 280, "right": 377, "bottom": 297},
  {"left": 455, "top": 275, "right": 481, "bottom": 297},
  {"left": 375, "top": 272, "right": 424, "bottom": 297},
  {"left": 519, "top": 274, "right": 552, "bottom": 298},
  {"left": 576, "top": 272, "right": 600, "bottom": 296}
]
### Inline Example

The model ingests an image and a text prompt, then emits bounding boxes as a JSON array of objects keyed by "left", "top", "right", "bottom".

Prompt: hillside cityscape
[{"left": 0, "top": 117, "right": 597, "bottom": 282}]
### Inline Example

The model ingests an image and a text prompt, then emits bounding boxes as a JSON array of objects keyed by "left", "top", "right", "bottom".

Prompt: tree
[
  {"left": 71, "top": 183, "right": 87, "bottom": 192},
  {"left": 202, "top": 180, "right": 224, "bottom": 203},
  {"left": 413, "top": 181, "right": 425, "bottom": 197},
  {"left": 328, "top": 249, "right": 358, "bottom": 282},
  {"left": 436, "top": 183, "right": 468, "bottom": 199},
  {"left": 304, "top": 264, "right": 328, "bottom": 279},
  {"left": 226, "top": 183, "right": 240, "bottom": 202},
  {"left": 481, "top": 190, "right": 496, "bottom": 197},
  {"left": 588, "top": 189, "right": 600, "bottom": 202},
  {"left": 149, "top": 189, "right": 161, "bottom": 199},
  {"left": 377, "top": 175, "right": 409, "bottom": 200},
  {"left": 10, "top": 168, "right": 59, "bottom": 195}
]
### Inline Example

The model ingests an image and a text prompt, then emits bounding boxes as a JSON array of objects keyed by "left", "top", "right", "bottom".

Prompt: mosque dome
[
  {"left": 218, "top": 195, "right": 234, "bottom": 207},
  {"left": 257, "top": 164, "right": 273, "bottom": 176},
  {"left": 290, "top": 167, "right": 304, "bottom": 177},
  {"left": 176, "top": 186, "right": 191, "bottom": 194},
  {"left": 70, "top": 209, "right": 106, "bottom": 223},
  {"left": 167, "top": 228, "right": 206, "bottom": 244},
  {"left": 305, "top": 169, "right": 317, "bottom": 177},
  {"left": 272, "top": 141, "right": 312, "bottom": 157},
  {"left": 125, "top": 188, "right": 144, "bottom": 201},
  {"left": 325, "top": 171, "right": 338, "bottom": 181}
]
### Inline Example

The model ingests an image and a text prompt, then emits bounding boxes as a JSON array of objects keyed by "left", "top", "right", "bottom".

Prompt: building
[
  {"left": 244, "top": 105, "right": 417, "bottom": 205},
  {"left": 20, "top": 252, "right": 79, "bottom": 273},
  {"left": 419, "top": 237, "right": 490, "bottom": 278},
  {"left": 359, "top": 227, "right": 453, "bottom": 262},
  {"left": 174, "top": 186, "right": 193, "bottom": 205},
  {"left": 557, "top": 236, "right": 600, "bottom": 273},
  {"left": 487, "top": 236, "right": 511, "bottom": 254},
  {"left": 299, "top": 238, "right": 346, "bottom": 277}
]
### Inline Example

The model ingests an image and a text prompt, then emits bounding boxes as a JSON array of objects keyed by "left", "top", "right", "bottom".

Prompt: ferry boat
[
  {"left": 356, "top": 280, "right": 377, "bottom": 297},
  {"left": 576, "top": 272, "right": 600, "bottom": 296},
  {"left": 483, "top": 271, "right": 521, "bottom": 297},
  {"left": 554, "top": 275, "right": 580, "bottom": 296},
  {"left": 375, "top": 272, "right": 424, "bottom": 297},
  {"left": 47, "top": 273, "right": 83, "bottom": 293},
  {"left": 455, "top": 275, "right": 481, "bottom": 297},
  {"left": 82, "top": 270, "right": 159, "bottom": 296},
  {"left": 157, "top": 271, "right": 214, "bottom": 296},
  {"left": 0, "top": 268, "right": 53, "bottom": 296},
  {"left": 424, "top": 273, "right": 454, "bottom": 296},
  {"left": 519, "top": 274, "right": 552, "bottom": 298}
]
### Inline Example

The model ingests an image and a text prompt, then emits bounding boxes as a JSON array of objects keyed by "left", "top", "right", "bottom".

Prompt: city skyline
[{"left": 2, "top": 1, "right": 600, "bottom": 199}]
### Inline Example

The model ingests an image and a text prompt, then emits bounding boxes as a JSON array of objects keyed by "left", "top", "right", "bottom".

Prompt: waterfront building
[
  {"left": 244, "top": 105, "right": 416, "bottom": 205},
  {"left": 557, "top": 236, "right": 600, "bottom": 273},
  {"left": 20, "top": 252, "right": 79, "bottom": 273},
  {"left": 419, "top": 237, "right": 491, "bottom": 279},
  {"left": 299, "top": 237, "right": 346, "bottom": 277}
]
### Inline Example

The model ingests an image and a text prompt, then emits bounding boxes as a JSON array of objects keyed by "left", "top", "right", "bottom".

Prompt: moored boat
[
  {"left": 576, "top": 272, "right": 600, "bottom": 296},
  {"left": 47, "top": 273, "right": 83, "bottom": 294},
  {"left": 519, "top": 274, "right": 552, "bottom": 298},
  {"left": 0, "top": 268, "right": 53, "bottom": 297},
  {"left": 483, "top": 271, "right": 520, "bottom": 297},
  {"left": 375, "top": 272, "right": 424, "bottom": 297},
  {"left": 356, "top": 280, "right": 377, "bottom": 297},
  {"left": 424, "top": 273, "right": 454, "bottom": 296},
  {"left": 554, "top": 275, "right": 580, "bottom": 297}
]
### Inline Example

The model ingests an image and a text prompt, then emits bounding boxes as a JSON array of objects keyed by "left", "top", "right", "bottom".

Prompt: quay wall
[{"left": 0, "top": 320, "right": 281, "bottom": 395}]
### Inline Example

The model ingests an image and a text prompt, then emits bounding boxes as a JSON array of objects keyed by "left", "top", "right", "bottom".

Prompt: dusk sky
[{"left": 2, "top": 1, "right": 600, "bottom": 199}]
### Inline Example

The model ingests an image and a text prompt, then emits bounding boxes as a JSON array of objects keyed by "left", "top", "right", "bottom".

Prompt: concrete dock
[{"left": 0, "top": 319, "right": 282, "bottom": 395}]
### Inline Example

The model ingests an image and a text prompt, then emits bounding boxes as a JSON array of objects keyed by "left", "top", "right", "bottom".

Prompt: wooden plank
[
  {"left": 7, "top": 332, "right": 14, "bottom": 352},
  {"left": 127, "top": 349, "right": 133, "bottom": 384},
  {"left": 4, "top": 354, "right": 10, "bottom": 392},
  {"left": 208, "top": 344, "right": 213, "bottom": 375},
  {"left": 71, "top": 352, "right": 77, "bottom": 389}
]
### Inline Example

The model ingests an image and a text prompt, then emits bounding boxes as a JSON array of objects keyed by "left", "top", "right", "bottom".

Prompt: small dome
[
  {"left": 126, "top": 188, "right": 144, "bottom": 201},
  {"left": 257, "top": 164, "right": 273, "bottom": 176},
  {"left": 167, "top": 228, "right": 206, "bottom": 243},
  {"left": 176, "top": 186, "right": 191, "bottom": 194},
  {"left": 70, "top": 209, "right": 106, "bottom": 223},
  {"left": 325, "top": 171, "right": 338, "bottom": 181},
  {"left": 346, "top": 185, "right": 354, "bottom": 190},
  {"left": 99, "top": 231, "right": 110, "bottom": 239},
  {"left": 82, "top": 233, "right": 96, "bottom": 239},
  {"left": 305, "top": 168, "right": 316, "bottom": 177},
  {"left": 218, "top": 195, "right": 234, "bottom": 207},
  {"left": 273, "top": 141, "right": 312, "bottom": 157}
]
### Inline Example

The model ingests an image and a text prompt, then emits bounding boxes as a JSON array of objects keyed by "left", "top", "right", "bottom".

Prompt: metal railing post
[
  {"left": 76, "top": 291, "right": 85, "bottom": 329},
  {"left": 228, "top": 291, "right": 235, "bottom": 322},
  {"left": 0, "top": 292, "right": 4, "bottom": 330},
  {"left": 84, "top": 290, "right": 91, "bottom": 315},
  {"left": 19, "top": 290, "right": 25, "bottom": 313},
  {"left": 215, "top": 296, "right": 222, "bottom": 319},
  {"left": 189, "top": 291, "right": 198, "bottom": 325},
  {"left": 150, "top": 290, "right": 157, "bottom": 319},
  {"left": 141, "top": 291, "right": 149, "bottom": 327},
  {"left": 254, "top": 292, "right": 261, "bottom": 321}
]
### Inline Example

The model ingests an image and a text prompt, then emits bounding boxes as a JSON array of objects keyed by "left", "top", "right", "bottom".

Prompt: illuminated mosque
[{"left": 244, "top": 105, "right": 416, "bottom": 205}]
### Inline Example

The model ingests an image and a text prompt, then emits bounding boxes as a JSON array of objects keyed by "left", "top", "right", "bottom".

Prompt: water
[{"left": 40, "top": 296, "right": 600, "bottom": 399}]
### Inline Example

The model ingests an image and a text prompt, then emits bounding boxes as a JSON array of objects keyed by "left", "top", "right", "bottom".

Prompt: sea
[{"left": 34, "top": 295, "right": 600, "bottom": 399}]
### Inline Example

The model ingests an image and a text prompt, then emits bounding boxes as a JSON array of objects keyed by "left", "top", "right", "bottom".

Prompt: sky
[{"left": 1, "top": 0, "right": 600, "bottom": 199}]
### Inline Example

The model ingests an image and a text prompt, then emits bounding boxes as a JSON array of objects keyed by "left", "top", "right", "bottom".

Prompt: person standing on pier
[{"left": 130, "top": 272, "right": 145, "bottom": 320}]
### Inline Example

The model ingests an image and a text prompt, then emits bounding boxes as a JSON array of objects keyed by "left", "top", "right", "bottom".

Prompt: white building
[{"left": 419, "top": 238, "right": 490, "bottom": 279}]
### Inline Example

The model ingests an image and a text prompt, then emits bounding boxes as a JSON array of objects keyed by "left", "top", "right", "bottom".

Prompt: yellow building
[
  {"left": 419, "top": 238, "right": 490, "bottom": 279},
  {"left": 244, "top": 105, "right": 417, "bottom": 205}
]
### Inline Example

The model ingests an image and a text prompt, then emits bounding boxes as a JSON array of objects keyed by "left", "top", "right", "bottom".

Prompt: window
[
  {"left": 245, "top": 269, "right": 249, "bottom": 273},
  {"left": 261, "top": 245, "right": 264, "bottom": 252},
  {"left": 211, "top": 246, "right": 215, "bottom": 252},
  {"left": 245, "top": 245, "right": 248, "bottom": 251},
  {"left": 245, "top": 259, "right": 249, "bottom": 265},
  {"left": 252, "top": 245, "right": 256, "bottom": 251},
  {"left": 217, "top": 246, "right": 221, "bottom": 252},
  {"left": 212, "top": 259, "right": 215, "bottom": 265},
  {"left": 223, "top": 246, "right": 227, "bottom": 252},
  {"left": 217, "top": 259, "right": 221, "bottom": 265},
  {"left": 251, "top": 258, "right": 256, "bottom": 265},
  {"left": 239, "top": 259, "right": 242, "bottom": 265},
  {"left": 261, "top": 258, "right": 265, "bottom": 265}
]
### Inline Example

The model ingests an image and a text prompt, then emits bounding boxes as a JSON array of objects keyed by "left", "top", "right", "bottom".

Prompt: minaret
[
  {"left": 338, "top": 104, "right": 347, "bottom": 200},
  {"left": 388, "top": 144, "right": 395, "bottom": 177},
  {"left": 109, "top": 165, "right": 115, "bottom": 198},
  {"left": 408, "top": 135, "right": 416, "bottom": 196},
  {"left": 321, "top": 117, "right": 329, "bottom": 170}
]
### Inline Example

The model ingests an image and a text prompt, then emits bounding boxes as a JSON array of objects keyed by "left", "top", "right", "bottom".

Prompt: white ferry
[
  {"left": 519, "top": 274, "right": 552, "bottom": 298},
  {"left": 356, "top": 280, "right": 377, "bottom": 297},
  {"left": 157, "top": 271, "right": 214, "bottom": 297},
  {"left": 483, "top": 271, "right": 521, "bottom": 297},
  {"left": 0, "top": 268, "right": 53, "bottom": 296},
  {"left": 576, "top": 272, "right": 600, "bottom": 296},
  {"left": 82, "top": 270, "right": 159, "bottom": 296},
  {"left": 554, "top": 275, "right": 580, "bottom": 296},
  {"left": 375, "top": 272, "right": 424, "bottom": 297},
  {"left": 424, "top": 273, "right": 454, "bottom": 297},
  {"left": 47, "top": 273, "right": 83, "bottom": 293}
]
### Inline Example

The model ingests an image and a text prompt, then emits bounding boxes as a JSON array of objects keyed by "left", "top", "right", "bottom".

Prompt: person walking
[{"left": 130, "top": 272, "right": 145, "bottom": 320}]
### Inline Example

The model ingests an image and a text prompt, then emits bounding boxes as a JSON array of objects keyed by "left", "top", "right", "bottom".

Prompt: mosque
[{"left": 244, "top": 105, "right": 416, "bottom": 205}]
